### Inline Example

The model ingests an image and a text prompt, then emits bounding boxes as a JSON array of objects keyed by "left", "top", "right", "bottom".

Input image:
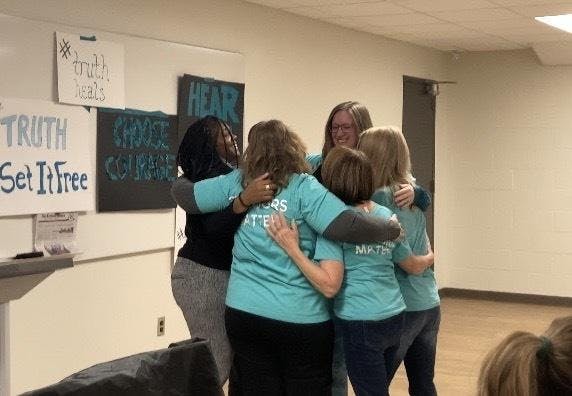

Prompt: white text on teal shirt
[{"left": 355, "top": 241, "right": 395, "bottom": 255}]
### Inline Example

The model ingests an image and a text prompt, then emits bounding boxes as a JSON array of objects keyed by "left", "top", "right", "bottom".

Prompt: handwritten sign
[
  {"left": 0, "top": 97, "right": 94, "bottom": 216},
  {"left": 97, "top": 108, "right": 178, "bottom": 212},
  {"left": 56, "top": 31, "right": 125, "bottom": 109},
  {"left": 177, "top": 74, "right": 244, "bottom": 151}
]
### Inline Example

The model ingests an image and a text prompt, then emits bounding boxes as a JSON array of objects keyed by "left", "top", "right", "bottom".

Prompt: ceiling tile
[
  {"left": 480, "top": 21, "right": 570, "bottom": 34},
  {"left": 488, "top": 0, "right": 565, "bottom": 6},
  {"left": 345, "top": 12, "right": 441, "bottom": 26},
  {"left": 451, "top": 37, "right": 525, "bottom": 51},
  {"left": 393, "top": 0, "right": 499, "bottom": 12},
  {"left": 456, "top": 17, "right": 538, "bottom": 30},
  {"left": 496, "top": 29, "right": 572, "bottom": 43},
  {"left": 364, "top": 23, "right": 500, "bottom": 45},
  {"left": 518, "top": 34, "right": 572, "bottom": 44},
  {"left": 246, "top": 0, "right": 304, "bottom": 8},
  {"left": 401, "top": 25, "right": 491, "bottom": 38},
  {"left": 244, "top": 0, "right": 572, "bottom": 53},
  {"left": 311, "top": 2, "right": 412, "bottom": 18},
  {"left": 510, "top": 2, "right": 572, "bottom": 17},
  {"left": 286, "top": 6, "right": 329, "bottom": 19},
  {"left": 374, "top": 33, "right": 466, "bottom": 50},
  {"left": 327, "top": 17, "right": 377, "bottom": 30},
  {"left": 367, "top": 30, "right": 523, "bottom": 51},
  {"left": 430, "top": 7, "right": 521, "bottom": 22},
  {"left": 293, "top": 0, "right": 365, "bottom": 6}
]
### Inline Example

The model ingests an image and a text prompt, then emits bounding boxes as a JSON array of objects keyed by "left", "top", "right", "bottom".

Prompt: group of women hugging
[{"left": 171, "top": 101, "right": 440, "bottom": 396}]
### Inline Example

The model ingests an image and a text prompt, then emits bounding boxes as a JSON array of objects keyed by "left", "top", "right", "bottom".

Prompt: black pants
[{"left": 225, "top": 306, "right": 334, "bottom": 396}]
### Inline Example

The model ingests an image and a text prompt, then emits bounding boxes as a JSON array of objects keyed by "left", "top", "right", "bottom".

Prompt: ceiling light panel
[{"left": 536, "top": 14, "right": 572, "bottom": 34}]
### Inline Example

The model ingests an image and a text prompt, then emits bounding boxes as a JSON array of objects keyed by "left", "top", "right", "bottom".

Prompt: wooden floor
[
  {"left": 384, "top": 296, "right": 571, "bottom": 396},
  {"left": 223, "top": 296, "right": 571, "bottom": 395}
]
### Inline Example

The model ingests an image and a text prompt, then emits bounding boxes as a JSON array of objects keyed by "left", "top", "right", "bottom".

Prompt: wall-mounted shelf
[{"left": 0, "top": 254, "right": 74, "bottom": 304}]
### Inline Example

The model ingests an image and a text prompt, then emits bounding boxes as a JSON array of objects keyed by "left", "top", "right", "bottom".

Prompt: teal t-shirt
[
  {"left": 306, "top": 153, "right": 323, "bottom": 173},
  {"left": 371, "top": 187, "right": 440, "bottom": 312},
  {"left": 193, "top": 169, "right": 348, "bottom": 323},
  {"left": 314, "top": 203, "right": 408, "bottom": 321}
]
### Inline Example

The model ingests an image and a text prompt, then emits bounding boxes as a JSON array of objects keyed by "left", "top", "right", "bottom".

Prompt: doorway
[{"left": 402, "top": 75, "right": 436, "bottom": 245}]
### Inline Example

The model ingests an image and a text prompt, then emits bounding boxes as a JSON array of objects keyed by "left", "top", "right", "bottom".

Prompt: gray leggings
[{"left": 171, "top": 257, "right": 231, "bottom": 385}]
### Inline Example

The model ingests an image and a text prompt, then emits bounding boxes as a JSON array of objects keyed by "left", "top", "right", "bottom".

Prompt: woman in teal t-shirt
[
  {"left": 359, "top": 126, "right": 441, "bottom": 396},
  {"left": 171, "top": 120, "right": 403, "bottom": 395},
  {"left": 268, "top": 146, "right": 434, "bottom": 396}
]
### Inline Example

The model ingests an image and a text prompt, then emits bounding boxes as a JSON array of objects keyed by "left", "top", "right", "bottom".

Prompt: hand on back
[
  {"left": 266, "top": 212, "right": 300, "bottom": 254},
  {"left": 393, "top": 183, "right": 414, "bottom": 208},
  {"left": 241, "top": 173, "right": 277, "bottom": 206}
]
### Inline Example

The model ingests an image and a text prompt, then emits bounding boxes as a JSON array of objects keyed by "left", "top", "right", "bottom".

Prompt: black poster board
[
  {"left": 97, "top": 108, "right": 178, "bottom": 212},
  {"left": 177, "top": 74, "right": 245, "bottom": 152}
]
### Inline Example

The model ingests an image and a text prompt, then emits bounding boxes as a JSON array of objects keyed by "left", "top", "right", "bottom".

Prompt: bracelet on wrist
[{"left": 238, "top": 193, "right": 250, "bottom": 208}]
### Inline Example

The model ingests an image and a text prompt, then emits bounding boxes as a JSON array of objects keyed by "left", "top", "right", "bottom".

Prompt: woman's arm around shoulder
[
  {"left": 298, "top": 175, "right": 401, "bottom": 244},
  {"left": 171, "top": 170, "right": 241, "bottom": 214},
  {"left": 413, "top": 184, "right": 432, "bottom": 212},
  {"left": 393, "top": 183, "right": 432, "bottom": 212}
]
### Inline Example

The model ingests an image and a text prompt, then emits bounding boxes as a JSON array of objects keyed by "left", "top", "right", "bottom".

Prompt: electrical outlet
[{"left": 157, "top": 316, "right": 165, "bottom": 336}]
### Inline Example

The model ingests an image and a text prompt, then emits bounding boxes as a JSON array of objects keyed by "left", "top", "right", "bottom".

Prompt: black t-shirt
[{"left": 177, "top": 204, "right": 245, "bottom": 271}]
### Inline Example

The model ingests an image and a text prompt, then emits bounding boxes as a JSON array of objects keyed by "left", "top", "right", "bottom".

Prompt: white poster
[
  {"left": 0, "top": 97, "right": 95, "bottom": 216},
  {"left": 56, "top": 31, "right": 125, "bottom": 109},
  {"left": 34, "top": 212, "right": 78, "bottom": 255}
]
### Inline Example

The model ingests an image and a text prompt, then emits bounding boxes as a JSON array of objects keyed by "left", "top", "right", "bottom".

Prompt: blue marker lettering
[
  {"left": 187, "top": 81, "right": 201, "bottom": 117},
  {"left": 17, "top": 115, "right": 30, "bottom": 147},
  {"left": 0, "top": 162, "right": 15, "bottom": 193},
  {"left": 44, "top": 117, "right": 55, "bottom": 149},
  {"left": 30, "top": 116, "right": 43, "bottom": 147},
  {"left": 210, "top": 85, "right": 222, "bottom": 118},
  {"left": 55, "top": 118, "right": 67, "bottom": 150},
  {"left": 221, "top": 85, "right": 239, "bottom": 123},
  {"left": 1, "top": 115, "right": 17, "bottom": 147},
  {"left": 36, "top": 161, "right": 46, "bottom": 194}
]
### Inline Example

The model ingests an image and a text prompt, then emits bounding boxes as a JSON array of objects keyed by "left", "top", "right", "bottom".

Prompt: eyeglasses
[{"left": 330, "top": 124, "right": 354, "bottom": 134}]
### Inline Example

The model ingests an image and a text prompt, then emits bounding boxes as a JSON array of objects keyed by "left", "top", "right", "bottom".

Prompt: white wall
[
  {"left": 9, "top": 251, "right": 184, "bottom": 394},
  {"left": 443, "top": 49, "right": 572, "bottom": 298},
  {"left": 0, "top": 0, "right": 448, "bottom": 394}
]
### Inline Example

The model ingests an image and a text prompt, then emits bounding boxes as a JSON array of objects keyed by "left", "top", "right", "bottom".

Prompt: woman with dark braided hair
[{"left": 171, "top": 116, "right": 274, "bottom": 388}]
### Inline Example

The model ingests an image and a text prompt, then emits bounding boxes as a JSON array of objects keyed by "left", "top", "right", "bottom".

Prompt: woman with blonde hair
[
  {"left": 359, "top": 126, "right": 440, "bottom": 396},
  {"left": 172, "top": 120, "right": 402, "bottom": 395},
  {"left": 478, "top": 315, "right": 572, "bottom": 396}
]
